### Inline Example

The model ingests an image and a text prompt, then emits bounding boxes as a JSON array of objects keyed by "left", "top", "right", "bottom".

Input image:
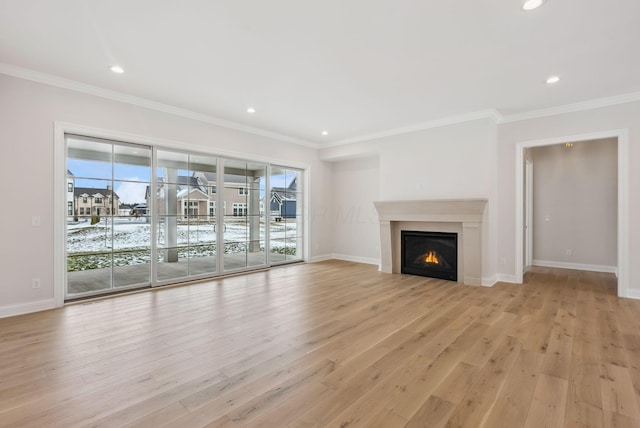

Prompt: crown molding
[
  {"left": 0, "top": 63, "right": 320, "bottom": 150},
  {"left": 3, "top": 62, "right": 640, "bottom": 149},
  {"left": 324, "top": 109, "right": 501, "bottom": 148},
  {"left": 499, "top": 90, "right": 640, "bottom": 123}
]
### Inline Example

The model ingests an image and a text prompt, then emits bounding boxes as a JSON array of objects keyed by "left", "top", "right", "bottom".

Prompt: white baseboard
[
  {"left": 532, "top": 260, "right": 617, "bottom": 274},
  {"left": 331, "top": 254, "right": 380, "bottom": 266},
  {"left": 625, "top": 289, "right": 640, "bottom": 300},
  {"left": 309, "top": 254, "right": 380, "bottom": 266},
  {"left": 307, "top": 254, "right": 333, "bottom": 263},
  {"left": 0, "top": 298, "right": 56, "bottom": 319},
  {"left": 481, "top": 275, "right": 498, "bottom": 287},
  {"left": 497, "top": 274, "right": 521, "bottom": 284}
]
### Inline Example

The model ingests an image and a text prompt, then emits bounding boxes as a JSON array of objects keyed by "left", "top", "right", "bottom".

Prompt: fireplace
[
  {"left": 374, "top": 199, "right": 487, "bottom": 285},
  {"left": 401, "top": 231, "right": 458, "bottom": 281}
]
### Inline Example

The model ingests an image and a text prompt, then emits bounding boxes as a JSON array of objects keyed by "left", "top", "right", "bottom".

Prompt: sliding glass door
[
  {"left": 223, "top": 160, "right": 267, "bottom": 272},
  {"left": 156, "top": 150, "right": 218, "bottom": 283},
  {"left": 65, "top": 135, "right": 304, "bottom": 299},
  {"left": 66, "top": 136, "right": 152, "bottom": 298},
  {"left": 269, "top": 166, "right": 303, "bottom": 263}
]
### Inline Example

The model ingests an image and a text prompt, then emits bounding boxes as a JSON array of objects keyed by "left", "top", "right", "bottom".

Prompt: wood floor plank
[
  {"left": 600, "top": 363, "right": 640, "bottom": 420},
  {"left": 444, "top": 335, "right": 522, "bottom": 427},
  {"left": 523, "top": 373, "right": 568, "bottom": 428},
  {"left": 405, "top": 395, "right": 456, "bottom": 428},
  {"left": 0, "top": 262, "right": 634, "bottom": 427},
  {"left": 540, "top": 308, "right": 575, "bottom": 380},
  {"left": 482, "top": 348, "right": 544, "bottom": 428}
]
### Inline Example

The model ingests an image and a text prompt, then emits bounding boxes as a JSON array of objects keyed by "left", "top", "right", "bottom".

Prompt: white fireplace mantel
[{"left": 374, "top": 199, "right": 487, "bottom": 285}]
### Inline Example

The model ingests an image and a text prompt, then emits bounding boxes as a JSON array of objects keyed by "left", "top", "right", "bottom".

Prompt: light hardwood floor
[{"left": 1, "top": 260, "right": 639, "bottom": 427}]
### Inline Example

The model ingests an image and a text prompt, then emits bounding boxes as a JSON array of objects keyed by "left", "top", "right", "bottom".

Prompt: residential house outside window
[
  {"left": 68, "top": 202, "right": 73, "bottom": 216},
  {"left": 68, "top": 182, "right": 73, "bottom": 192},
  {"left": 65, "top": 135, "right": 304, "bottom": 301},
  {"left": 232, "top": 203, "right": 247, "bottom": 216},
  {"left": 184, "top": 201, "right": 198, "bottom": 218}
]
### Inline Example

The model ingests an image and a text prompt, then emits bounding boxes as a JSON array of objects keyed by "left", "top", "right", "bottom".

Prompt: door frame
[
  {"left": 514, "top": 129, "right": 629, "bottom": 297},
  {"left": 524, "top": 158, "right": 533, "bottom": 270},
  {"left": 54, "top": 122, "right": 310, "bottom": 307}
]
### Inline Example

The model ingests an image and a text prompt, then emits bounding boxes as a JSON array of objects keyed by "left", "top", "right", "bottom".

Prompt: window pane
[
  {"left": 224, "top": 241, "right": 247, "bottom": 270},
  {"left": 113, "top": 250, "right": 151, "bottom": 288},
  {"left": 247, "top": 240, "right": 265, "bottom": 267},
  {"left": 66, "top": 137, "right": 303, "bottom": 297},
  {"left": 67, "top": 137, "right": 113, "bottom": 180},
  {"left": 114, "top": 144, "right": 151, "bottom": 182},
  {"left": 286, "top": 237, "right": 303, "bottom": 261},
  {"left": 67, "top": 253, "right": 112, "bottom": 296},
  {"left": 269, "top": 166, "right": 303, "bottom": 263},
  {"left": 157, "top": 247, "right": 188, "bottom": 281},
  {"left": 270, "top": 239, "right": 287, "bottom": 264},
  {"left": 157, "top": 150, "right": 189, "bottom": 183},
  {"left": 188, "top": 243, "right": 217, "bottom": 276}
]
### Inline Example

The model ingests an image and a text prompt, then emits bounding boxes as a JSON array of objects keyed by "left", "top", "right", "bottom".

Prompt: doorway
[{"left": 515, "top": 130, "right": 629, "bottom": 297}]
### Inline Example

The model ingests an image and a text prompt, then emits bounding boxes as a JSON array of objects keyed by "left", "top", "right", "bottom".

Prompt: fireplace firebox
[{"left": 401, "top": 231, "right": 458, "bottom": 281}]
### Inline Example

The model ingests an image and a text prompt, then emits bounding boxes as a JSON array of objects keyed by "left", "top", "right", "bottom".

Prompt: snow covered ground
[{"left": 67, "top": 217, "right": 299, "bottom": 271}]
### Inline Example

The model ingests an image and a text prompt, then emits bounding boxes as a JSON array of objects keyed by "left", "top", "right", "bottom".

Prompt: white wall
[
  {"left": 4, "top": 71, "right": 640, "bottom": 316},
  {"left": 531, "top": 138, "right": 617, "bottom": 269},
  {"left": 0, "top": 74, "right": 332, "bottom": 316},
  {"left": 330, "top": 156, "right": 380, "bottom": 264},
  {"left": 322, "top": 118, "right": 499, "bottom": 284},
  {"left": 497, "top": 101, "right": 640, "bottom": 297},
  {"left": 323, "top": 101, "right": 640, "bottom": 297}
]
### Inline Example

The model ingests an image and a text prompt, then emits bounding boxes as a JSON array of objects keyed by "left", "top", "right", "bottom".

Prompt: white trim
[
  {"left": 0, "top": 63, "right": 319, "bottom": 149},
  {"left": 532, "top": 260, "right": 617, "bottom": 274},
  {"left": 0, "top": 299, "right": 56, "bottom": 319},
  {"left": 481, "top": 275, "right": 498, "bottom": 287},
  {"left": 6, "top": 63, "right": 640, "bottom": 151},
  {"left": 500, "top": 91, "right": 640, "bottom": 124},
  {"left": 303, "top": 165, "right": 311, "bottom": 265},
  {"left": 331, "top": 254, "right": 380, "bottom": 266},
  {"left": 618, "top": 130, "right": 630, "bottom": 298},
  {"left": 323, "top": 110, "right": 501, "bottom": 148},
  {"left": 57, "top": 122, "right": 310, "bottom": 170},
  {"left": 7, "top": 63, "right": 640, "bottom": 151},
  {"left": 55, "top": 121, "right": 312, "bottom": 305},
  {"left": 525, "top": 160, "right": 533, "bottom": 268},
  {"left": 497, "top": 274, "right": 520, "bottom": 283},
  {"left": 53, "top": 123, "right": 66, "bottom": 308},
  {"left": 308, "top": 254, "right": 333, "bottom": 263},
  {"left": 514, "top": 129, "right": 629, "bottom": 298},
  {"left": 627, "top": 290, "right": 640, "bottom": 300}
]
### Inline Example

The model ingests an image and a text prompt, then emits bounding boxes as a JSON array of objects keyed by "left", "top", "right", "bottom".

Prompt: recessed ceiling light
[
  {"left": 110, "top": 65, "right": 124, "bottom": 74},
  {"left": 246, "top": 107, "right": 256, "bottom": 114},
  {"left": 522, "top": 0, "right": 544, "bottom": 11},
  {"left": 546, "top": 75, "right": 560, "bottom": 84},
  {"left": 321, "top": 130, "right": 328, "bottom": 136}
]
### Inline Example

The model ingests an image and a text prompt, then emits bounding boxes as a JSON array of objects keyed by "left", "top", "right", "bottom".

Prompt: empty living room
[{"left": 1, "top": 1, "right": 639, "bottom": 427}]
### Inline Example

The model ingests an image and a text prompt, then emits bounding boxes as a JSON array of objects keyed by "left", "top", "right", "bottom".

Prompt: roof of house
[
  {"left": 153, "top": 176, "right": 206, "bottom": 191},
  {"left": 271, "top": 176, "right": 298, "bottom": 198},
  {"left": 74, "top": 187, "right": 120, "bottom": 199},
  {"left": 198, "top": 172, "right": 248, "bottom": 185}
]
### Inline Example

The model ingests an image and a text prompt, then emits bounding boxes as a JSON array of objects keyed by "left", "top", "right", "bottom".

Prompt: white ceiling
[{"left": 1, "top": 0, "right": 639, "bottom": 146}]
